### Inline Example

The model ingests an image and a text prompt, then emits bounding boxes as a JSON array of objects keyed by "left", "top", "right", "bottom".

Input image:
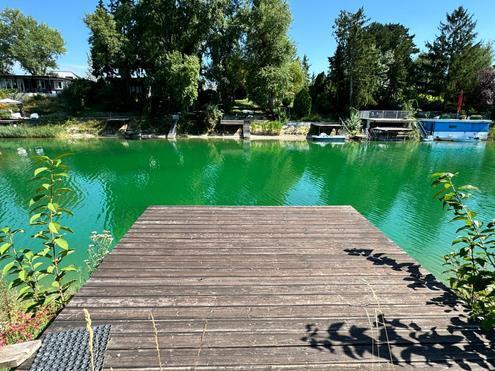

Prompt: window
[{"left": 448, "top": 125, "right": 457, "bottom": 129}]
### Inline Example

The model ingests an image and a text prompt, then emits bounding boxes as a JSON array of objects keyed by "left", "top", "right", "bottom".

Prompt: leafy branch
[{"left": 432, "top": 172, "right": 495, "bottom": 330}]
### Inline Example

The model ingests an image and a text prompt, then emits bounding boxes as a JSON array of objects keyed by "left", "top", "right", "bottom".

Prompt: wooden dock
[{"left": 30, "top": 206, "right": 495, "bottom": 369}]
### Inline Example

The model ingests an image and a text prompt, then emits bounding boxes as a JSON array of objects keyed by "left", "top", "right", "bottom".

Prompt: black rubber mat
[{"left": 30, "top": 325, "right": 111, "bottom": 371}]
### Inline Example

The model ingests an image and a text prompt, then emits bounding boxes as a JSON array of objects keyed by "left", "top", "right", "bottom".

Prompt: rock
[{"left": 0, "top": 340, "right": 42, "bottom": 368}]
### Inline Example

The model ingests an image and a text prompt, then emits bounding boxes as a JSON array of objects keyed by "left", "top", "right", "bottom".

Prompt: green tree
[
  {"left": 245, "top": 0, "right": 300, "bottom": 113},
  {"left": 420, "top": 6, "right": 492, "bottom": 107},
  {"left": 84, "top": 4, "right": 124, "bottom": 78},
  {"left": 293, "top": 87, "right": 312, "bottom": 118},
  {"left": 367, "top": 22, "right": 418, "bottom": 107},
  {"left": 0, "top": 9, "right": 65, "bottom": 75},
  {"left": 150, "top": 51, "right": 200, "bottom": 112},
  {"left": 309, "top": 72, "right": 333, "bottom": 114},
  {"left": 301, "top": 54, "right": 311, "bottom": 85},
  {"left": 329, "top": 8, "right": 381, "bottom": 111},
  {"left": 206, "top": 0, "right": 250, "bottom": 111}
]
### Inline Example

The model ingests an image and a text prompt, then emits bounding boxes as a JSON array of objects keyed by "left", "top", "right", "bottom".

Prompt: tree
[
  {"left": 150, "top": 51, "right": 200, "bottom": 112},
  {"left": 0, "top": 9, "right": 65, "bottom": 75},
  {"left": 367, "top": 23, "right": 418, "bottom": 107},
  {"left": 85, "top": 5, "right": 124, "bottom": 78},
  {"left": 293, "top": 87, "right": 311, "bottom": 118},
  {"left": 309, "top": 72, "right": 333, "bottom": 114},
  {"left": 206, "top": 0, "right": 250, "bottom": 111},
  {"left": 476, "top": 67, "right": 495, "bottom": 112},
  {"left": 246, "top": 0, "right": 300, "bottom": 113},
  {"left": 301, "top": 54, "right": 311, "bottom": 85},
  {"left": 329, "top": 8, "right": 381, "bottom": 111},
  {"left": 420, "top": 6, "right": 492, "bottom": 107}
]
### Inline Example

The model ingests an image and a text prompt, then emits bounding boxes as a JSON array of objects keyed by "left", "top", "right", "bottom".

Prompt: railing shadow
[{"left": 301, "top": 248, "right": 495, "bottom": 369}]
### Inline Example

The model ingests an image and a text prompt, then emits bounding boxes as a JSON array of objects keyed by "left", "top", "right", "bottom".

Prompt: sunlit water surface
[{"left": 1, "top": 139, "right": 494, "bottom": 281}]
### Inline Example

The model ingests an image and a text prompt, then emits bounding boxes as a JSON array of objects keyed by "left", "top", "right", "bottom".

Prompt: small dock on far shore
[{"left": 21, "top": 206, "right": 495, "bottom": 369}]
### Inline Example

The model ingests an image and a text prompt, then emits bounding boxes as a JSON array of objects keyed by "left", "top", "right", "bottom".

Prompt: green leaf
[
  {"left": 29, "top": 213, "right": 43, "bottom": 224},
  {"left": 54, "top": 238, "right": 69, "bottom": 249},
  {"left": 34, "top": 167, "right": 48, "bottom": 176},
  {"left": 51, "top": 280, "right": 60, "bottom": 288},
  {"left": 47, "top": 203, "right": 57, "bottom": 212},
  {"left": 18, "top": 270, "right": 27, "bottom": 281},
  {"left": 0, "top": 242, "right": 11, "bottom": 254},
  {"left": 61, "top": 265, "right": 77, "bottom": 272},
  {"left": 2, "top": 261, "right": 15, "bottom": 276},
  {"left": 48, "top": 222, "right": 60, "bottom": 234}
]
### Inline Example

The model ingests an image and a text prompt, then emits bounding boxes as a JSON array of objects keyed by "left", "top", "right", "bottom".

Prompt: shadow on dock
[{"left": 301, "top": 248, "right": 495, "bottom": 369}]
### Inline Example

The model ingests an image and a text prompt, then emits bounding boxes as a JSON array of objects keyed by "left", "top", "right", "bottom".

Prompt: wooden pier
[{"left": 27, "top": 206, "right": 495, "bottom": 369}]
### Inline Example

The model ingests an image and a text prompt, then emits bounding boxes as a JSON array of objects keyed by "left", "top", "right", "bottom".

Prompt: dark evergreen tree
[
  {"left": 419, "top": 6, "right": 492, "bottom": 108},
  {"left": 367, "top": 22, "right": 418, "bottom": 108},
  {"left": 329, "top": 8, "right": 381, "bottom": 111}
]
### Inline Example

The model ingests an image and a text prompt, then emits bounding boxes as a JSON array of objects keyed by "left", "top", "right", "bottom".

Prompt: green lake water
[{"left": 1, "top": 138, "right": 494, "bottom": 281}]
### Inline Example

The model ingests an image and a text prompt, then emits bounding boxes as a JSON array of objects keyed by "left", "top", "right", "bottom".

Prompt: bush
[
  {"left": 432, "top": 172, "right": 495, "bottom": 330},
  {"left": 343, "top": 108, "right": 363, "bottom": 136},
  {"left": 293, "top": 88, "right": 312, "bottom": 118},
  {"left": 251, "top": 120, "right": 283, "bottom": 135},
  {"left": 201, "top": 104, "right": 223, "bottom": 134}
]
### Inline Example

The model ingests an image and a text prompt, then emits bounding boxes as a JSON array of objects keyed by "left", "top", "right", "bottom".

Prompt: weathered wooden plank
[
  {"left": 57, "top": 304, "right": 469, "bottom": 321},
  {"left": 64, "top": 293, "right": 457, "bottom": 307}
]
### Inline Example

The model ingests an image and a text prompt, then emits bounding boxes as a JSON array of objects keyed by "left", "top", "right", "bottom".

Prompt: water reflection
[{"left": 0, "top": 139, "right": 494, "bottom": 280}]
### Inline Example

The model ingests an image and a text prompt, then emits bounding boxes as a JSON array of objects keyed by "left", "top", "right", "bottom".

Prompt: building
[
  {"left": 359, "top": 110, "right": 416, "bottom": 141},
  {"left": 0, "top": 71, "right": 78, "bottom": 95}
]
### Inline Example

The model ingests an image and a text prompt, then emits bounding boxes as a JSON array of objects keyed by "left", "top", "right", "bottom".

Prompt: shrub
[
  {"left": 201, "top": 104, "right": 223, "bottom": 134},
  {"left": 432, "top": 172, "right": 495, "bottom": 330},
  {"left": 0, "top": 304, "right": 53, "bottom": 347},
  {"left": 343, "top": 108, "right": 362, "bottom": 136},
  {"left": 293, "top": 88, "right": 312, "bottom": 118},
  {"left": 250, "top": 120, "right": 283, "bottom": 135},
  {"left": 1, "top": 154, "right": 77, "bottom": 311}
]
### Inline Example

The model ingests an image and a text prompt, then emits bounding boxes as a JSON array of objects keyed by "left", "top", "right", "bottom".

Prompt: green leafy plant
[
  {"left": 0, "top": 228, "right": 46, "bottom": 311},
  {"left": 29, "top": 154, "right": 77, "bottom": 305},
  {"left": 251, "top": 120, "right": 283, "bottom": 135},
  {"left": 432, "top": 172, "right": 495, "bottom": 329},
  {"left": 203, "top": 104, "right": 223, "bottom": 134},
  {"left": 1, "top": 154, "right": 78, "bottom": 313},
  {"left": 343, "top": 108, "right": 362, "bottom": 136}
]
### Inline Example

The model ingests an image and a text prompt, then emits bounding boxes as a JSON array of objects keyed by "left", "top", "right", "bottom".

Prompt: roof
[
  {"left": 366, "top": 118, "right": 416, "bottom": 122},
  {"left": 419, "top": 119, "right": 492, "bottom": 124},
  {"left": 310, "top": 122, "right": 342, "bottom": 127},
  {"left": 0, "top": 74, "right": 74, "bottom": 81}
]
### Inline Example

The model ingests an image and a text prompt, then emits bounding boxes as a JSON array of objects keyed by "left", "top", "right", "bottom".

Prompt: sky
[{"left": 1, "top": 0, "right": 494, "bottom": 76}]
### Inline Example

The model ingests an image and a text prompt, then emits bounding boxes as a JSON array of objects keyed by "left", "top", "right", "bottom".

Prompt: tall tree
[
  {"left": 0, "top": 9, "right": 65, "bottom": 75},
  {"left": 301, "top": 54, "right": 311, "bottom": 85},
  {"left": 309, "top": 72, "right": 333, "bottom": 114},
  {"left": 367, "top": 23, "right": 418, "bottom": 107},
  {"left": 85, "top": 4, "right": 124, "bottom": 78},
  {"left": 245, "top": 0, "right": 301, "bottom": 114},
  {"left": 420, "top": 6, "right": 492, "bottom": 106},
  {"left": 329, "top": 8, "right": 381, "bottom": 111},
  {"left": 206, "top": 0, "right": 249, "bottom": 111}
]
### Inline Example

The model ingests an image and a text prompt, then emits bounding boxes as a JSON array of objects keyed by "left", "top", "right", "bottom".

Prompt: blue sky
[{"left": 1, "top": 0, "right": 494, "bottom": 76}]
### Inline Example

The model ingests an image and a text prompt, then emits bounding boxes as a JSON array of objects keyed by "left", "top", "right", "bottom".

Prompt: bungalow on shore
[{"left": 0, "top": 71, "right": 78, "bottom": 95}]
